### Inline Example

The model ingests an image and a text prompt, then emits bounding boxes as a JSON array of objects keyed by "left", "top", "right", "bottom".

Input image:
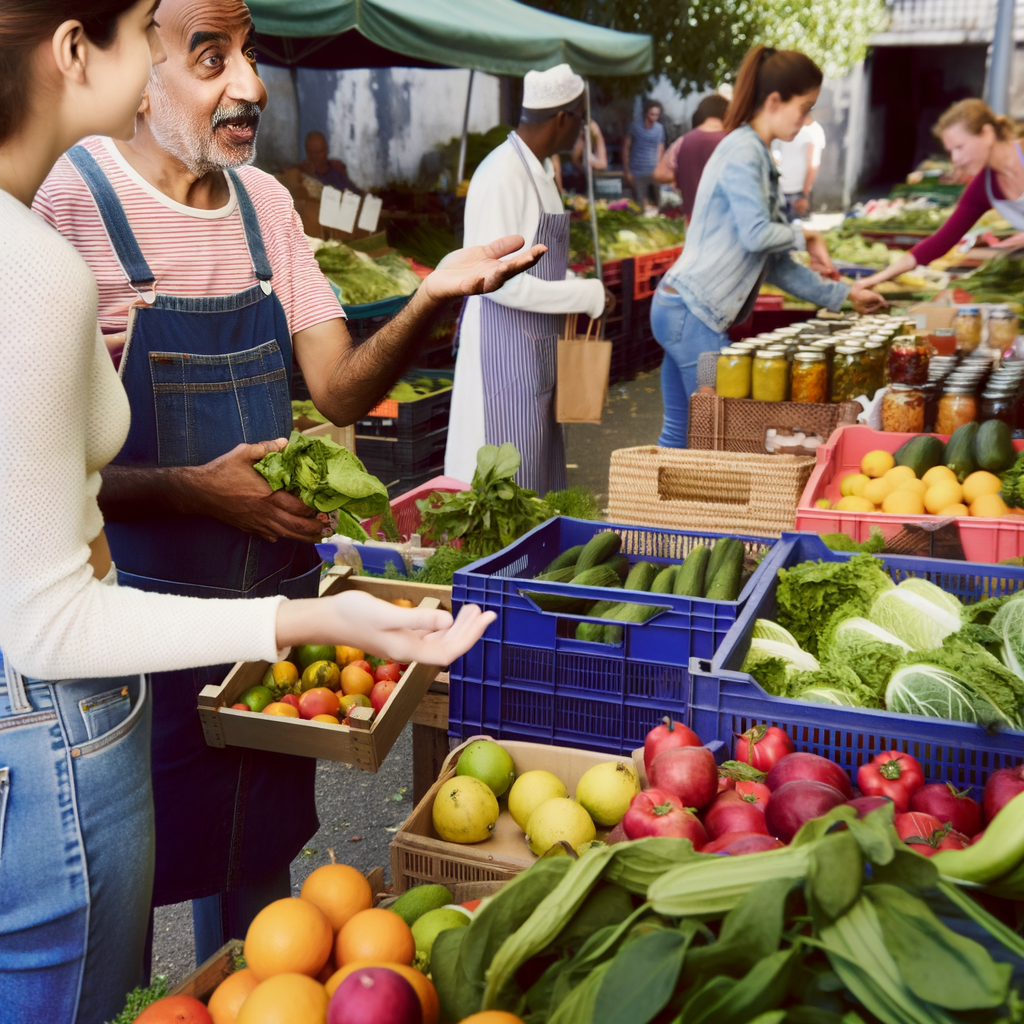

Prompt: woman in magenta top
[{"left": 861, "top": 99, "right": 1024, "bottom": 288}]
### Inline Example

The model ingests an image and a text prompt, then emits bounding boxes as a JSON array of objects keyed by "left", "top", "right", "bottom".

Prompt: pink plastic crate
[
  {"left": 360, "top": 475, "right": 469, "bottom": 541},
  {"left": 796, "top": 424, "right": 1024, "bottom": 562}
]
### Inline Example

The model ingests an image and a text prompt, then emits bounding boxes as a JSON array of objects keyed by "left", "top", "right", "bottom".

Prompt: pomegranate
[
  {"left": 622, "top": 790, "right": 708, "bottom": 848},
  {"left": 648, "top": 746, "right": 719, "bottom": 810},
  {"left": 703, "top": 831, "right": 786, "bottom": 855},
  {"left": 327, "top": 967, "right": 420, "bottom": 1024},
  {"left": 909, "top": 783, "right": 982, "bottom": 837},
  {"left": 765, "top": 752, "right": 853, "bottom": 799},
  {"left": 735, "top": 725, "right": 794, "bottom": 772},
  {"left": 704, "top": 794, "right": 769, "bottom": 840},
  {"left": 643, "top": 717, "right": 702, "bottom": 774},
  {"left": 764, "top": 780, "right": 847, "bottom": 843},
  {"left": 983, "top": 765, "right": 1024, "bottom": 823}
]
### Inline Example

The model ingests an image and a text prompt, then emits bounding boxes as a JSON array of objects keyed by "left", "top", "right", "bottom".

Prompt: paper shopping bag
[{"left": 555, "top": 315, "right": 611, "bottom": 424}]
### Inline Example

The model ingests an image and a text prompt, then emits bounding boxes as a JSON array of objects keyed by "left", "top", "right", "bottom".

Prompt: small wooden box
[
  {"left": 299, "top": 418, "right": 356, "bottom": 453},
  {"left": 197, "top": 573, "right": 450, "bottom": 770}
]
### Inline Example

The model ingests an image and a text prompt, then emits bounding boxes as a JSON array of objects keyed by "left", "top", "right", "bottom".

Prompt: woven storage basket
[
  {"left": 607, "top": 445, "right": 815, "bottom": 537},
  {"left": 688, "top": 392, "right": 860, "bottom": 453}
]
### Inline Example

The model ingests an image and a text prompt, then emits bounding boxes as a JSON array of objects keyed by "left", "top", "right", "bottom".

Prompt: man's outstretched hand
[{"left": 421, "top": 235, "right": 547, "bottom": 302}]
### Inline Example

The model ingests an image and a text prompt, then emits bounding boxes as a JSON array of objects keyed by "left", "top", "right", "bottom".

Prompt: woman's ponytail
[{"left": 723, "top": 46, "right": 823, "bottom": 132}]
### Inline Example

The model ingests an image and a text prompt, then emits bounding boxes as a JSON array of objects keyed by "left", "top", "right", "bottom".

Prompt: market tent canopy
[{"left": 248, "top": 0, "right": 653, "bottom": 76}]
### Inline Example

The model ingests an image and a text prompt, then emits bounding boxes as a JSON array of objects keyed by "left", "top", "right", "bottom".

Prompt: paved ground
[{"left": 150, "top": 367, "right": 666, "bottom": 988}]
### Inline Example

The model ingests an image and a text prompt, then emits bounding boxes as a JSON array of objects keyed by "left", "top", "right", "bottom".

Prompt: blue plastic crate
[
  {"left": 689, "top": 531, "right": 1024, "bottom": 795},
  {"left": 448, "top": 517, "right": 779, "bottom": 755}
]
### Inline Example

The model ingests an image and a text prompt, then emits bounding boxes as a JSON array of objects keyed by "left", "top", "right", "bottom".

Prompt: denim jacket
[{"left": 664, "top": 125, "right": 848, "bottom": 333}]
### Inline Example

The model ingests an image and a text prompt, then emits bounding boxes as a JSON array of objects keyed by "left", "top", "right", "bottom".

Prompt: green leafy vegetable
[
  {"left": 820, "top": 527, "right": 886, "bottom": 554},
  {"left": 823, "top": 616, "right": 910, "bottom": 698},
  {"left": 544, "top": 486, "right": 604, "bottom": 521},
  {"left": 290, "top": 399, "right": 328, "bottom": 424},
  {"left": 105, "top": 976, "right": 168, "bottom": 1024},
  {"left": 314, "top": 241, "right": 420, "bottom": 305},
  {"left": 991, "top": 592, "right": 1024, "bottom": 680},
  {"left": 742, "top": 637, "right": 820, "bottom": 692},
  {"left": 751, "top": 619, "right": 802, "bottom": 646},
  {"left": 885, "top": 662, "right": 1018, "bottom": 730},
  {"left": 869, "top": 577, "right": 963, "bottom": 651}
]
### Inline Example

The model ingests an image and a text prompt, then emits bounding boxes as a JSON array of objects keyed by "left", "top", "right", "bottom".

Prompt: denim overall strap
[
  {"left": 66, "top": 146, "right": 156, "bottom": 298},
  {"left": 226, "top": 169, "right": 273, "bottom": 286}
]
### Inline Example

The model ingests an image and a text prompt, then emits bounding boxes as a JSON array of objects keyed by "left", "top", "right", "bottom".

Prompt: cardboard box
[
  {"left": 299, "top": 418, "right": 356, "bottom": 454},
  {"left": 908, "top": 303, "right": 957, "bottom": 332},
  {"left": 390, "top": 738, "right": 645, "bottom": 893},
  {"left": 197, "top": 573, "right": 448, "bottom": 769}
]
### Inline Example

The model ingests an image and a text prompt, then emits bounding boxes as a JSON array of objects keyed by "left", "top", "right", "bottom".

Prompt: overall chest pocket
[{"left": 149, "top": 339, "right": 291, "bottom": 466}]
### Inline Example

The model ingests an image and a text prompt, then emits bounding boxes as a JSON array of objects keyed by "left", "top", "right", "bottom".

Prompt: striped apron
[{"left": 479, "top": 133, "right": 570, "bottom": 495}]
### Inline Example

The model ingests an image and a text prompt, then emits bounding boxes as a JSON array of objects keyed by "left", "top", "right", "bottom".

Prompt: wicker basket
[
  {"left": 688, "top": 392, "right": 860, "bottom": 454},
  {"left": 607, "top": 445, "right": 815, "bottom": 537}
]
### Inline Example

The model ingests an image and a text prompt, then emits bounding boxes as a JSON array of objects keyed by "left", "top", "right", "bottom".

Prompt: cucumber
[
  {"left": 706, "top": 552, "right": 743, "bottom": 601},
  {"left": 602, "top": 553, "right": 631, "bottom": 580},
  {"left": 704, "top": 538, "right": 732, "bottom": 586},
  {"left": 945, "top": 422, "right": 979, "bottom": 483},
  {"left": 524, "top": 593, "right": 589, "bottom": 613},
  {"left": 570, "top": 566, "right": 622, "bottom": 589},
  {"left": 674, "top": 545, "right": 710, "bottom": 597},
  {"left": 575, "top": 599, "right": 621, "bottom": 641},
  {"left": 602, "top": 601, "right": 662, "bottom": 644},
  {"left": 650, "top": 565, "right": 679, "bottom": 593},
  {"left": 574, "top": 531, "right": 622, "bottom": 574},
  {"left": 543, "top": 545, "right": 585, "bottom": 574},
  {"left": 975, "top": 419, "right": 1016, "bottom": 473},
  {"left": 624, "top": 561, "right": 658, "bottom": 592},
  {"left": 534, "top": 566, "right": 576, "bottom": 583}
]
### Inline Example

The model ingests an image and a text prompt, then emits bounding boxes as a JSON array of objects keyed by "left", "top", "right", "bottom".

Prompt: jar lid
[
  {"left": 794, "top": 350, "right": 826, "bottom": 362},
  {"left": 958, "top": 305, "right": 981, "bottom": 313},
  {"left": 931, "top": 328, "right": 956, "bottom": 336},
  {"left": 719, "top": 346, "right": 749, "bottom": 356},
  {"left": 863, "top": 341, "right": 884, "bottom": 350},
  {"left": 983, "top": 388, "right": 1016, "bottom": 397},
  {"left": 834, "top": 345, "right": 865, "bottom": 354},
  {"left": 889, "top": 384, "right": 924, "bottom": 392},
  {"left": 755, "top": 349, "right": 785, "bottom": 359},
  {"left": 990, "top": 307, "right": 1017, "bottom": 319},
  {"left": 942, "top": 385, "right": 977, "bottom": 394}
]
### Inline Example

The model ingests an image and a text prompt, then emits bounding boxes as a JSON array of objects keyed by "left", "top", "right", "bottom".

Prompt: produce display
[
  {"left": 385, "top": 375, "right": 453, "bottom": 404},
  {"left": 827, "top": 429, "right": 1021, "bottom": 520},
  {"left": 313, "top": 241, "right": 422, "bottom": 306},
  {"left": 953, "top": 256, "right": 1024, "bottom": 305},
  {"left": 739, "top": 545, "right": 1024, "bottom": 725},
  {"left": 566, "top": 197, "right": 686, "bottom": 268},
  {"left": 822, "top": 228, "right": 903, "bottom": 269}
]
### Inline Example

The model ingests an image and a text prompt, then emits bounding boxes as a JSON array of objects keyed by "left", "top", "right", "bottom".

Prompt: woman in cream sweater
[{"left": 0, "top": 3, "right": 541, "bottom": 1020}]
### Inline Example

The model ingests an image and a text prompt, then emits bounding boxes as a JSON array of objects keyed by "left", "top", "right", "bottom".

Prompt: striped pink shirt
[{"left": 33, "top": 135, "right": 342, "bottom": 337}]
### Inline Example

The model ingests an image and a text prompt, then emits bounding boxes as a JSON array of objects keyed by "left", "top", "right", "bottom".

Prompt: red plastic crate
[
  {"left": 796, "top": 424, "right": 1024, "bottom": 562},
  {"left": 633, "top": 246, "right": 683, "bottom": 300},
  {"left": 360, "top": 475, "right": 469, "bottom": 541}
]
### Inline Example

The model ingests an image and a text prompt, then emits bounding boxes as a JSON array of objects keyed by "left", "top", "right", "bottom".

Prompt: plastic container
[
  {"left": 689, "top": 532, "right": 1024, "bottom": 795},
  {"left": 357, "top": 368, "right": 453, "bottom": 433},
  {"left": 633, "top": 245, "right": 684, "bottom": 300},
  {"left": 795, "top": 424, "right": 1024, "bottom": 562},
  {"left": 447, "top": 517, "right": 779, "bottom": 754}
]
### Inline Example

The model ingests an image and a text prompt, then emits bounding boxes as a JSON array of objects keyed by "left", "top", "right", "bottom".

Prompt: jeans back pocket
[{"left": 79, "top": 686, "right": 131, "bottom": 742}]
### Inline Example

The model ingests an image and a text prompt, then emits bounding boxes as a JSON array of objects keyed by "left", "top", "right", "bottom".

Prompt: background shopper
[{"left": 623, "top": 98, "right": 666, "bottom": 208}]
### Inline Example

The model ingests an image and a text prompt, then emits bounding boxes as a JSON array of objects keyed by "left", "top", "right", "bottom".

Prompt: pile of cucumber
[{"left": 524, "top": 531, "right": 748, "bottom": 646}]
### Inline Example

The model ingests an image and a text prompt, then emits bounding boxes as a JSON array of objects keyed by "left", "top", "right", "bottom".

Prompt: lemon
[
  {"left": 574, "top": 761, "right": 640, "bottom": 827},
  {"left": 508, "top": 771, "right": 567, "bottom": 831},
  {"left": 938, "top": 503, "right": 969, "bottom": 517},
  {"left": 861, "top": 450, "right": 895, "bottom": 478},
  {"left": 862, "top": 478, "right": 893, "bottom": 507},
  {"left": 883, "top": 466, "right": 917, "bottom": 486},
  {"left": 899, "top": 479, "right": 928, "bottom": 498},
  {"left": 962, "top": 471, "right": 1004, "bottom": 506},
  {"left": 456, "top": 740, "right": 516, "bottom": 798},
  {"left": 970, "top": 493, "right": 1009, "bottom": 518},
  {"left": 525, "top": 798, "right": 596, "bottom": 855},
  {"left": 882, "top": 490, "right": 925, "bottom": 515},
  {"left": 432, "top": 775, "right": 499, "bottom": 844},
  {"left": 834, "top": 495, "right": 875, "bottom": 512},
  {"left": 815, "top": 498, "right": 832, "bottom": 509},
  {"left": 924, "top": 481, "right": 963, "bottom": 514},
  {"left": 922, "top": 465, "right": 958, "bottom": 488},
  {"left": 840, "top": 473, "right": 870, "bottom": 497}
]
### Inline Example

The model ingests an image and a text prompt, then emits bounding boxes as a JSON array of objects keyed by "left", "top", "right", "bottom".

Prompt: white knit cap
[{"left": 523, "top": 64, "right": 585, "bottom": 110}]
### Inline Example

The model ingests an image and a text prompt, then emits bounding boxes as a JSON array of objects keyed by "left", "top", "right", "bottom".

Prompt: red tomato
[
  {"left": 735, "top": 780, "right": 771, "bottom": 809},
  {"left": 370, "top": 679, "right": 397, "bottom": 714},
  {"left": 622, "top": 789, "right": 708, "bottom": 848},
  {"left": 857, "top": 751, "right": 924, "bottom": 813},
  {"left": 298, "top": 687, "right": 341, "bottom": 721},
  {"left": 349, "top": 660, "right": 373, "bottom": 675},
  {"left": 717, "top": 776, "right": 736, "bottom": 794},
  {"left": 643, "top": 717, "right": 702, "bottom": 774},
  {"left": 983, "top": 765, "right": 1024, "bottom": 823},
  {"left": 279, "top": 693, "right": 301, "bottom": 709},
  {"left": 704, "top": 794, "right": 769, "bottom": 840},
  {"left": 374, "top": 663, "right": 403, "bottom": 683},
  {"left": 735, "top": 725, "right": 794, "bottom": 772},
  {"left": 230, "top": 703, "right": 250, "bottom": 711},
  {"left": 909, "top": 782, "right": 982, "bottom": 837}
]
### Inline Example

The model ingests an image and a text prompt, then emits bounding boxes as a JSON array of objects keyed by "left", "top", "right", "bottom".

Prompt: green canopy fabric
[{"left": 248, "top": 0, "right": 652, "bottom": 77}]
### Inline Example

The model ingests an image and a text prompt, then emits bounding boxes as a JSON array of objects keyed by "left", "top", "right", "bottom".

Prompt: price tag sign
[{"left": 357, "top": 194, "right": 383, "bottom": 233}]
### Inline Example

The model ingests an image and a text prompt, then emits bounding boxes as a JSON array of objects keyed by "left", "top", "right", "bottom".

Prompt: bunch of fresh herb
[
  {"left": 544, "top": 486, "right": 603, "bottom": 521},
  {"left": 417, "top": 444, "right": 550, "bottom": 558},
  {"left": 360, "top": 545, "right": 479, "bottom": 586},
  {"left": 104, "top": 976, "right": 168, "bottom": 1024}
]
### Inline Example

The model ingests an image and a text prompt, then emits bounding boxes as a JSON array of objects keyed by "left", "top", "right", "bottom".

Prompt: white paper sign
[
  {"left": 338, "top": 190, "right": 361, "bottom": 233},
  {"left": 318, "top": 185, "right": 342, "bottom": 229},
  {"left": 357, "top": 194, "right": 383, "bottom": 233}
]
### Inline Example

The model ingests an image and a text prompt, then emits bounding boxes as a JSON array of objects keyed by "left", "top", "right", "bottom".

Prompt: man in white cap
[{"left": 445, "top": 64, "right": 608, "bottom": 493}]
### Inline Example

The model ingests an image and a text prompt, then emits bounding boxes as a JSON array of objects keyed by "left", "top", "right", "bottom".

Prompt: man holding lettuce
[{"left": 33, "top": 0, "right": 544, "bottom": 966}]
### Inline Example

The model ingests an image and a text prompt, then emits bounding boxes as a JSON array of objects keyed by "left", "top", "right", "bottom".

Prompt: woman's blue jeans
[
  {"left": 649, "top": 285, "right": 725, "bottom": 447},
  {"left": 0, "top": 652, "right": 154, "bottom": 1024}
]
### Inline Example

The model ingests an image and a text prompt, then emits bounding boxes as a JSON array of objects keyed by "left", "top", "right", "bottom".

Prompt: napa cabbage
[
  {"left": 824, "top": 616, "right": 910, "bottom": 699},
  {"left": 886, "top": 663, "right": 1018, "bottom": 730},
  {"left": 741, "top": 637, "right": 819, "bottom": 694},
  {"left": 869, "top": 577, "right": 963, "bottom": 651},
  {"left": 991, "top": 592, "right": 1024, "bottom": 681},
  {"left": 750, "top": 619, "right": 801, "bottom": 647},
  {"left": 798, "top": 687, "right": 861, "bottom": 706}
]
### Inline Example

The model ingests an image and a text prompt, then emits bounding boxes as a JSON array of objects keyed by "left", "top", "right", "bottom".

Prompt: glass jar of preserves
[
  {"left": 862, "top": 340, "right": 885, "bottom": 394},
  {"left": 935, "top": 385, "right": 978, "bottom": 435},
  {"left": 980, "top": 388, "right": 1018, "bottom": 428},
  {"left": 751, "top": 349, "right": 789, "bottom": 402},
  {"left": 928, "top": 327, "right": 957, "bottom": 356},
  {"left": 716, "top": 346, "right": 752, "bottom": 398},
  {"left": 791, "top": 351, "right": 828, "bottom": 403},
  {"left": 989, "top": 306, "right": 1020, "bottom": 352},
  {"left": 887, "top": 337, "right": 930, "bottom": 385},
  {"left": 955, "top": 305, "right": 983, "bottom": 353},
  {"left": 832, "top": 345, "right": 872, "bottom": 402},
  {"left": 882, "top": 385, "right": 926, "bottom": 432}
]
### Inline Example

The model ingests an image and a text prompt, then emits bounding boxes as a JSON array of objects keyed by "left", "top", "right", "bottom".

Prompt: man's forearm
[{"left": 99, "top": 465, "right": 201, "bottom": 522}]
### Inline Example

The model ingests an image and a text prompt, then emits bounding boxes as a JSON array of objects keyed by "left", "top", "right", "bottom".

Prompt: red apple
[
  {"left": 374, "top": 662, "right": 402, "bottom": 683},
  {"left": 909, "top": 782, "right": 982, "bottom": 837},
  {"left": 704, "top": 793, "right": 769, "bottom": 840},
  {"left": 279, "top": 693, "right": 301, "bottom": 709},
  {"left": 622, "top": 789, "right": 708, "bottom": 848},
  {"left": 983, "top": 765, "right": 1024, "bottom": 824},
  {"left": 648, "top": 745, "right": 719, "bottom": 810},
  {"left": 703, "top": 831, "right": 786, "bottom": 855},
  {"left": 643, "top": 717, "right": 702, "bottom": 774},
  {"left": 370, "top": 679, "right": 397, "bottom": 714},
  {"left": 298, "top": 687, "right": 341, "bottom": 721}
]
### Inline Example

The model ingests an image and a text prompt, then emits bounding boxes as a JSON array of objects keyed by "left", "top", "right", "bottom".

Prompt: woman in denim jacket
[{"left": 651, "top": 47, "right": 886, "bottom": 447}]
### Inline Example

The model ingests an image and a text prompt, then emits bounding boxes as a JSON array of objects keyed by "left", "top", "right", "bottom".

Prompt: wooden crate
[
  {"left": 390, "top": 738, "right": 644, "bottom": 893},
  {"left": 300, "top": 418, "right": 356, "bottom": 453},
  {"left": 169, "top": 869, "right": 385, "bottom": 1001},
  {"left": 197, "top": 572, "right": 449, "bottom": 769}
]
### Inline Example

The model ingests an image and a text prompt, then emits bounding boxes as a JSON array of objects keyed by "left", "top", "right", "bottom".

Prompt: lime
[
  {"left": 237, "top": 685, "right": 275, "bottom": 713},
  {"left": 294, "top": 644, "right": 336, "bottom": 669},
  {"left": 389, "top": 884, "right": 453, "bottom": 926},
  {"left": 301, "top": 660, "right": 341, "bottom": 692},
  {"left": 411, "top": 907, "right": 469, "bottom": 972},
  {"left": 456, "top": 740, "right": 515, "bottom": 797}
]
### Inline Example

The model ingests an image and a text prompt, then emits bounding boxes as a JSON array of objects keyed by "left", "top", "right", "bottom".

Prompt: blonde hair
[{"left": 934, "top": 99, "right": 1019, "bottom": 142}]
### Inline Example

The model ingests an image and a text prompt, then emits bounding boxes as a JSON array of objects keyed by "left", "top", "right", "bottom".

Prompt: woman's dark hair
[
  {"left": 723, "top": 46, "right": 822, "bottom": 132},
  {"left": 692, "top": 94, "right": 729, "bottom": 129},
  {"left": 0, "top": 0, "right": 139, "bottom": 144}
]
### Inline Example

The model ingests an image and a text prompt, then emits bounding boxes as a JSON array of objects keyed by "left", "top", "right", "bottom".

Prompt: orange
[
  {"left": 457, "top": 1013, "right": 526, "bottom": 1024},
  {"left": 301, "top": 863, "right": 373, "bottom": 932},
  {"left": 336, "top": 646, "right": 365, "bottom": 666},
  {"left": 262, "top": 702, "right": 300, "bottom": 718},
  {"left": 135, "top": 996, "right": 213, "bottom": 1024},
  {"left": 311, "top": 714, "right": 340, "bottom": 724},
  {"left": 244, "top": 897, "right": 333, "bottom": 980},
  {"left": 335, "top": 908, "right": 415, "bottom": 967},
  {"left": 207, "top": 968, "right": 259, "bottom": 1024},
  {"left": 235, "top": 974, "right": 328, "bottom": 1024},
  {"left": 340, "top": 664, "right": 374, "bottom": 697},
  {"left": 326, "top": 962, "right": 439, "bottom": 1024}
]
